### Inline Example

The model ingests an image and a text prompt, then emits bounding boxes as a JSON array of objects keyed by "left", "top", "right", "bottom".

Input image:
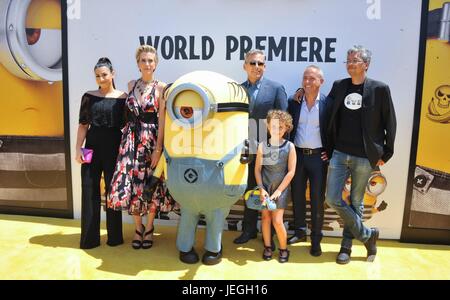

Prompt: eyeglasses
[
  {"left": 248, "top": 61, "right": 265, "bottom": 67},
  {"left": 344, "top": 59, "right": 364, "bottom": 65}
]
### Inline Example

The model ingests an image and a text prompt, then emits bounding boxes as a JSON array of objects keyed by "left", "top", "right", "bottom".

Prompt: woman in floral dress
[{"left": 109, "top": 45, "right": 174, "bottom": 249}]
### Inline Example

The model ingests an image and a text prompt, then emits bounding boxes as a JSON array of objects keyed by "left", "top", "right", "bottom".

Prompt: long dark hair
[{"left": 94, "top": 57, "right": 116, "bottom": 89}]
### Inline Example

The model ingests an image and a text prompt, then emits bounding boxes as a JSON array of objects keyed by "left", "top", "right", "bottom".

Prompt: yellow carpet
[{"left": 0, "top": 214, "right": 449, "bottom": 280}]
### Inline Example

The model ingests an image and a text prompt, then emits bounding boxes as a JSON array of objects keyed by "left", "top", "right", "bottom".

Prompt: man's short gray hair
[
  {"left": 347, "top": 45, "right": 372, "bottom": 65},
  {"left": 305, "top": 65, "right": 324, "bottom": 79},
  {"left": 244, "top": 49, "right": 266, "bottom": 63}
]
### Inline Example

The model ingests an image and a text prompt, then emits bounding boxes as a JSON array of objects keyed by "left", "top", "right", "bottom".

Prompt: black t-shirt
[{"left": 335, "top": 83, "right": 367, "bottom": 158}]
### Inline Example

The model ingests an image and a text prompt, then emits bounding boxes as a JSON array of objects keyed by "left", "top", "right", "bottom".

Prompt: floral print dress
[{"left": 108, "top": 80, "right": 176, "bottom": 216}]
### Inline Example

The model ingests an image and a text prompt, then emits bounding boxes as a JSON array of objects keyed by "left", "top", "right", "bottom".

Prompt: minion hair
[
  {"left": 227, "top": 82, "right": 248, "bottom": 103},
  {"left": 267, "top": 110, "right": 294, "bottom": 133}
]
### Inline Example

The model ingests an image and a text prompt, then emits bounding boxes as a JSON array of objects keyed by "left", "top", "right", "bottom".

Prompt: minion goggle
[
  {"left": 166, "top": 83, "right": 249, "bottom": 128},
  {"left": 0, "top": 0, "right": 62, "bottom": 81},
  {"left": 344, "top": 173, "right": 387, "bottom": 197}
]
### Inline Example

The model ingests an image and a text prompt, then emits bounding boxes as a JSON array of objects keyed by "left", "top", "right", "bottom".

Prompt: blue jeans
[{"left": 325, "top": 150, "right": 374, "bottom": 249}]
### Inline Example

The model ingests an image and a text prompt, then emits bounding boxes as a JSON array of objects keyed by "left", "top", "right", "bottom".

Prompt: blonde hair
[
  {"left": 135, "top": 45, "right": 158, "bottom": 64},
  {"left": 267, "top": 110, "right": 294, "bottom": 133}
]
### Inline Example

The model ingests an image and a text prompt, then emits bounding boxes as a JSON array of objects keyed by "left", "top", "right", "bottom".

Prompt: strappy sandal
[
  {"left": 132, "top": 224, "right": 145, "bottom": 250},
  {"left": 142, "top": 226, "right": 154, "bottom": 249},
  {"left": 262, "top": 246, "right": 273, "bottom": 261},
  {"left": 279, "top": 248, "right": 290, "bottom": 263}
]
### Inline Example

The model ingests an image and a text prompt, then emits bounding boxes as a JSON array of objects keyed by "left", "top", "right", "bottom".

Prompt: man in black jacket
[{"left": 325, "top": 45, "right": 396, "bottom": 264}]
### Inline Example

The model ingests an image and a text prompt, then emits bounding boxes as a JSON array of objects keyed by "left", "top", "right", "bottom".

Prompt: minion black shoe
[{"left": 179, "top": 248, "right": 199, "bottom": 264}]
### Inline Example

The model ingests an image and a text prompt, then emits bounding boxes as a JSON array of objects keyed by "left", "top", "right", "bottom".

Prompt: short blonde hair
[
  {"left": 135, "top": 45, "right": 158, "bottom": 64},
  {"left": 267, "top": 110, "right": 294, "bottom": 133}
]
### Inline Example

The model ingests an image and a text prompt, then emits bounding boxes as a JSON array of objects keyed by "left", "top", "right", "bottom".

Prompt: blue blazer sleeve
[{"left": 275, "top": 84, "right": 288, "bottom": 111}]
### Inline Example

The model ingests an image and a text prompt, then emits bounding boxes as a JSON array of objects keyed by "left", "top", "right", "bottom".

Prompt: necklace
[{"left": 136, "top": 78, "right": 153, "bottom": 96}]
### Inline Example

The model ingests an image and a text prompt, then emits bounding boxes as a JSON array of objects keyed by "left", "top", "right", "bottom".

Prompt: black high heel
[
  {"left": 142, "top": 226, "right": 154, "bottom": 249},
  {"left": 278, "top": 248, "right": 290, "bottom": 263},
  {"left": 131, "top": 224, "right": 145, "bottom": 250},
  {"left": 262, "top": 246, "right": 273, "bottom": 261}
]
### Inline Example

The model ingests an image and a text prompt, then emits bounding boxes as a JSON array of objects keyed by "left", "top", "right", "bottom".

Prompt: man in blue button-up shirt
[{"left": 287, "top": 65, "right": 332, "bottom": 257}]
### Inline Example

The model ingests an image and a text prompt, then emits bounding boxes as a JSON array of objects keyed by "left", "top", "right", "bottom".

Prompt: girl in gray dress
[{"left": 255, "top": 110, "right": 297, "bottom": 263}]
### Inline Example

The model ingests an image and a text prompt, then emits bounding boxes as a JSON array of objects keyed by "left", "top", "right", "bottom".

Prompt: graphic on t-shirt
[{"left": 344, "top": 93, "right": 362, "bottom": 110}]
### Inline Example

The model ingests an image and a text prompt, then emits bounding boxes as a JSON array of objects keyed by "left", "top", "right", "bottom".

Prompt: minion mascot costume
[{"left": 149, "top": 71, "right": 250, "bottom": 265}]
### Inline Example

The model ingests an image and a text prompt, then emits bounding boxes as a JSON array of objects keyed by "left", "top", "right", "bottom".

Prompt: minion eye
[
  {"left": 174, "top": 105, "right": 202, "bottom": 124},
  {"left": 366, "top": 175, "right": 387, "bottom": 196},
  {"left": 180, "top": 106, "right": 194, "bottom": 119},
  {"left": 0, "top": 0, "right": 62, "bottom": 81},
  {"left": 26, "top": 28, "right": 40, "bottom": 45},
  {"left": 168, "top": 85, "right": 210, "bottom": 128},
  {"left": 26, "top": 25, "right": 61, "bottom": 69}
]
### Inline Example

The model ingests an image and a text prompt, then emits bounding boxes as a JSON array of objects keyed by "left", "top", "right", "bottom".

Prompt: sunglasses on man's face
[{"left": 248, "top": 61, "right": 265, "bottom": 67}]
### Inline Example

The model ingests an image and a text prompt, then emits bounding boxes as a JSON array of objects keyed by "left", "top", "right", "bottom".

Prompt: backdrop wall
[{"left": 67, "top": 0, "right": 422, "bottom": 239}]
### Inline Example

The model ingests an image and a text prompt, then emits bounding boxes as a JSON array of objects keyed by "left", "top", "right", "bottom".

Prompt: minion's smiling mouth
[{"left": 22, "top": 107, "right": 39, "bottom": 113}]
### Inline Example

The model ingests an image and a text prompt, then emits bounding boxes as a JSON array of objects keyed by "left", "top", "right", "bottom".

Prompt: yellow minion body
[
  {"left": 150, "top": 71, "right": 250, "bottom": 257},
  {"left": 154, "top": 71, "right": 249, "bottom": 194}
]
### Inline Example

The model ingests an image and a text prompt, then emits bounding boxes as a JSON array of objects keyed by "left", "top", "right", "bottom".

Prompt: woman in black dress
[{"left": 75, "top": 57, "right": 127, "bottom": 249}]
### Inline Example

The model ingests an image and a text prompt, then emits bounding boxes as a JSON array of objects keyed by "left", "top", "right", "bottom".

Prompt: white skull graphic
[{"left": 435, "top": 85, "right": 450, "bottom": 109}]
